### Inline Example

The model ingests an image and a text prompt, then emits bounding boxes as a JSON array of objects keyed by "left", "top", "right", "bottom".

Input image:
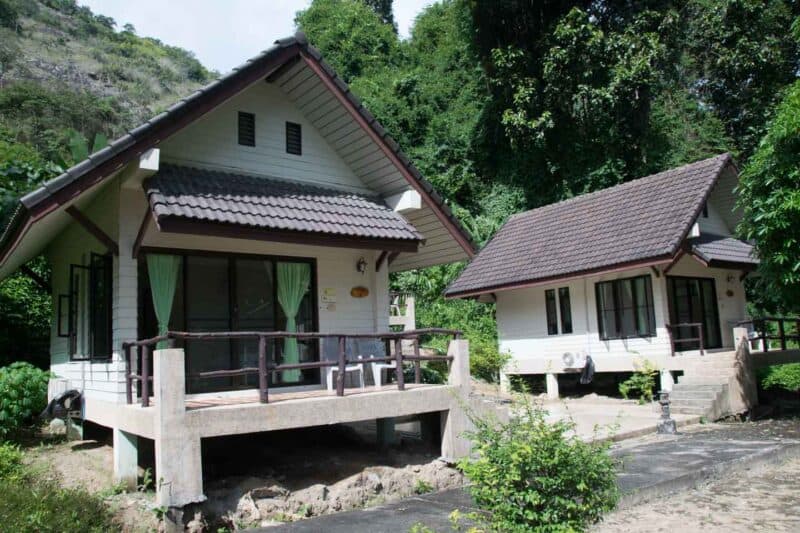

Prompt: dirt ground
[
  {"left": 24, "top": 421, "right": 463, "bottom": 531},
  {"left": 594, "top": 456, "right": 800, "bottom": 532}
]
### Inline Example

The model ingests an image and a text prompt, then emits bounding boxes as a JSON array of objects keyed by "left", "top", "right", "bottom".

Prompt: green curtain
[
  {"left": 146, "top": 254, "right": 181, "bottom": 349},
  {"left": 277, "top": 262, "right": 310, "bottom": 382}
]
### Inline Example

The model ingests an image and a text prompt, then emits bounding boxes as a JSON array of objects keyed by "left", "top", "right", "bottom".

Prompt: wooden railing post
[
  {"left": 258, "top": 335, "right": 268, "bottom": 404},
  {"left": 124, "top": 344, "right": 132, "bottom": 405},
  {"left": 779, "top": 319, "right": 787, "bottom": 351},
  {"left": 336, "top": 336, "right": 346, "bottom": 396},
  {"left": 761, "top": 320, "right": 769, "bottom": 352},
  {"left": 394, "top": 338, "right": 404, "bottom": 391},
  {"left": 413, "top": 338, "right": 421, "bottom": 384},
  {"left": 141, "top": 345, "right": 150, "bottom": 408}
]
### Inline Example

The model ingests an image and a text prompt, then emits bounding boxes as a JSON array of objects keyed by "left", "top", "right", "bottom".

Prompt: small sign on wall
[{"left": 322, "top": 288, "right": 337, "bottom": 303}]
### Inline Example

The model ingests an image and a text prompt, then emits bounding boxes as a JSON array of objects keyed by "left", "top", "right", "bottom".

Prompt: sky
[{"left": 79, "top": 1, "right": 435, "bottom": 74}]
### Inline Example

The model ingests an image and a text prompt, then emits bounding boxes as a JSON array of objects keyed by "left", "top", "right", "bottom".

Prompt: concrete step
[
  {"left": 671, "top": 406, "right": 708, "bottom": 415},
  {"left": 670, "top": 390, "right": 719, "bottom": 400},
  {"left": 670, "top": 398, "right": 714, "bottom": 408}
]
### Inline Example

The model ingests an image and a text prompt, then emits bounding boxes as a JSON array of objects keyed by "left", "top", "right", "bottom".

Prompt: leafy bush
[
  {"left": 0, "top": 362, "right": 51, "bottom": 438},
  {"left": 402, "top": 364, "right": 445, "bottom": 384},
  {"left": 619, "top": 359, "right": 659, "bottom": 404},
  {"left": 760, "top": 363, "right": 800, "bottom": 393},
  {"left": 460, "top": 397, "right": 618, "bottom": 532},
  {"left": 0, "top": 442, "right": 24, "bottom": 482}
]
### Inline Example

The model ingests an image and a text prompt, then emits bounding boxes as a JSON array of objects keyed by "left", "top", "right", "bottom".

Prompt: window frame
[
  {"left": 545, "top": 289, "right": 558, "bottom": 335},
  {"left": 595, "top": 275, "right": 656, "bottom": 341},
  {"left": 67, "top": 253, "right": 113, "bottom": 362},
  {"left": 558, "top": 287, "right": 573, "bottom": 334}
]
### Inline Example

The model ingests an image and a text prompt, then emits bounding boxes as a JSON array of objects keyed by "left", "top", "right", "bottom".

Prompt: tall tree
[
  {"left": 738, "top": 80, "right": 800, "bottom": 311},
  {"left": 363, "top": 0, "right": 395, "bottom": 30},
  {"left": 684, "top": 0, "right": 800, "bottom": 157},
  {"left": 295, "top": 0, "right": 400, "bottom": 83}
]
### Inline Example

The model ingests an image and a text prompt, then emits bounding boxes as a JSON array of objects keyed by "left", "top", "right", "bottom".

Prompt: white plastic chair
[
  {"left": 322, "top": 338, "right": 365, "bottom": 391},
  {"left": 357, "top": 339, "right": 396, "bottom": 387}
]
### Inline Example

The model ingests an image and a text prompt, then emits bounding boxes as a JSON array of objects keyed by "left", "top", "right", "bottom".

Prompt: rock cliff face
[{"left": 1, "top": 0, "right": 214, "bottom": 132}]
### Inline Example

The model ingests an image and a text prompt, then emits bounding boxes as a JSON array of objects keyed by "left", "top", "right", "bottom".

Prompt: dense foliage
[
  {"left": 738, "top": 80, "right": 800, "bottom": 311},
  {"left": 460, "top": 397, "right": 619, "bottom": 532},
  {"left": 618, "top": 360, "right": 659, "bottom": 404},
  {"left": 0, "top": 362, "right": 51, "bottom": 438},
  {"left": 760, "top": 363, "right": 800, "bottom": 393}
]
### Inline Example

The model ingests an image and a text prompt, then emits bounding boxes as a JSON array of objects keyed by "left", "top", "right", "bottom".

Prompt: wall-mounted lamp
[
  {"left": 356, "top": 256, "right": 367, "bottom": 275},
  {"left": 726, "top": 273, "right": 736, "bottom": 283}
]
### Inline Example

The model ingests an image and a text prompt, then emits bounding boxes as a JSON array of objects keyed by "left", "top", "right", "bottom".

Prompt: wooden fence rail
[
  {"left": 122, "top": 329, "right": 461, "bottom": 407},
  {"left": 737, "top": 317, "right": 800, "bottom": 352},
  {"left": 665, "top": 322, "right": 705, "bottom": 356}
]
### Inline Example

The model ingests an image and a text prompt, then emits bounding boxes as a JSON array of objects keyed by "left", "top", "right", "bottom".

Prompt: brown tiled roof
[
  {"left": 0, "top": 32, "right": 474, "bottom": 267},
  {"left": 146, "top": 165, "right": 423, "bottom": 243},
  {"left": 689, "top": 233, "right": 758, "bottom": 267},
  {"left": 446, "top": 154, "right": 736, "bottom": 297}
]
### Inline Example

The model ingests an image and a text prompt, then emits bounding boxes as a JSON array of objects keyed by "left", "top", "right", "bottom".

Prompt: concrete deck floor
[{"left": 542, "top": 394, "right": 700, "bottom": 441}]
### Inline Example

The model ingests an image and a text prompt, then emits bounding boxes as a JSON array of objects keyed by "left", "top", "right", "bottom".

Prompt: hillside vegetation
[{"left": 0, "top": 0, "right": 214, "bottom": 367}]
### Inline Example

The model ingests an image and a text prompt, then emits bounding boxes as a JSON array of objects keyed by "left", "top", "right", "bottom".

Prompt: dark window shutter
[
  {"left": 545, "top": 289, "right": 558, "bottom": 335},
  {"left": 286, "top": 121, "right": 302, "bottom": 155},
  {"left": 238, "top": 112, "right": 255, "bottom": 146}
]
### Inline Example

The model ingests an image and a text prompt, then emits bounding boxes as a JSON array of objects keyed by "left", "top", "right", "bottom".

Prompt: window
[
  {"left": 545, "top": 289, "right": 558, "bottom": 335},
  {"left": 595, "top": 275, "right": 655, "bottom": 340},
  {"left": 63, "top": 253, "right": 113, "bottom": 361},
  {"left": 238, "top": 111, "right": 255, "bottom": 146},
  {"left": 558, "top": 287, "right": 573, "bottom": 334},
  {"left": 286, "top": 121, "right": 302, "bottom": 155}
]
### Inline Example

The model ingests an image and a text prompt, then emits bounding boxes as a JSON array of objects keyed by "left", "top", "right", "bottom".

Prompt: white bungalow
[
  {"left": 446, "top": 155, "right": 759, "bottom": 400},
  {"left": 0, "top": 33, "right": 477, "bottom": 508}
]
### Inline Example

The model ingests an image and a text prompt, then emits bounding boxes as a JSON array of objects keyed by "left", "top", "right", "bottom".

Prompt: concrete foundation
[
  {"left": 546, "top": 373, "right": 559, "bottom": 400},
  {"left": 102, "top": 339, "right": 474, "bottom": 508},
  {"left": 113, "top": 428, "right": 138, "bottom": 490},
  {"left": 376, "top": 417, "right": 397, "bottom": 447}
]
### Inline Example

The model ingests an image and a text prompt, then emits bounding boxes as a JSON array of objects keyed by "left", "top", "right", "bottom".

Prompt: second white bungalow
[{"left": 445, "top": 154, "right": 759, "bottom": 399}]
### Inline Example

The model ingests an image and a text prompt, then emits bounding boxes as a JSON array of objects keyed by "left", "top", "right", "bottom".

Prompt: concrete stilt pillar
[
  {"left": 113, "top": 428, "right": 139, "bottom": 490},
  {"left": 153, "top": 348, "right": 205, "bottom": 508},
  {"left": 546, "top": 373, "right": 559, "bottom": 400},
  {"left": 441, "top": 339, "right": 473, "bottom": 462},
  {"left": 376, "top": 417, "right": 397, "bottom": 447},
  {"left": 659, "top": 370, "right": 674, "bottom": 392},
  {"left": 499, "top": 371, "right": 510, "bottom": 394}
]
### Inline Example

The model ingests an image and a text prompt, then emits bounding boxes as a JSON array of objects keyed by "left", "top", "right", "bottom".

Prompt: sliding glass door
[
  {"left": 666, "top": 276, "right": 721, "bottom": 350},
  {"left": 140, "top": 252, "right": 318, "bottom": 393}
]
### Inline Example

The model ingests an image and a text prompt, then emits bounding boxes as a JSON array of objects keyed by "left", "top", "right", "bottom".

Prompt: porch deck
[{"left": 183, "top": 383, "right": 434, "bottom": 410}]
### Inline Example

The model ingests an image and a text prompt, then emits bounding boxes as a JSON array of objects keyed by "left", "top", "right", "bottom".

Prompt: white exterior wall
[
  {"left": 47, "top": 179, "right": 129, "bottom": 402},
  {"left": 697, "top": 199, "right": 732, "bottom": 236},
  {"left": 159, "top": 82, "right": 370, "bottom": 193},
  {"left": 496, "top": 255, "right": 749, "bottom": 376}
]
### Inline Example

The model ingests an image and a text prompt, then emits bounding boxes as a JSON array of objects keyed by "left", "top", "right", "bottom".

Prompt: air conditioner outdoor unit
[{"left": 562, "top": 352, "right": 587, "bottom": 369}]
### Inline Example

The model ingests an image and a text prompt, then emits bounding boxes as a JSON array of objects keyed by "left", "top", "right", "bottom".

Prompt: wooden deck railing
[
  {"left": 122, "top": 328, "right": 461, "bottom": 407},
  {"left": 665, "top": 323, "right": 705, "bottom": 356},
  {"left": 737, "top": 317, "right": 800, "bottom": 352}
]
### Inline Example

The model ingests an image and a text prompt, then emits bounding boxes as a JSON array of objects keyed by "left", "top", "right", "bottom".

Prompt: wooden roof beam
[{"left": 65, "top": 205, "right": 119, "bottom": 256}]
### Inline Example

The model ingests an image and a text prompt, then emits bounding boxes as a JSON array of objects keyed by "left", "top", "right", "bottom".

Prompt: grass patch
[{"left": 0, "top": 440, "right": 117, "bottom": 531}]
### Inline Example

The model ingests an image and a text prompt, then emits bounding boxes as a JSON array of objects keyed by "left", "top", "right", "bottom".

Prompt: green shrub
[
  {"left": 760, "top": 363, "right": 800, "bottom": 392},
  {"left": 460, "top": 397, "right": 618, "bottom": 532},
  {"left": 619, "top": 359, "right": 659, "bottom": 404},
  {"left": 469, "top": 338, "right": 511, "bottom": 383},
  {"left": 0, "top": 480, "right": 116, "bottom": 532},
  {"left": 0, "top": 361, "right": 51, "bottom": 438},
  {"left": 0, "top": 442, "right": 24, "bottom": 482},
  {"left": 403, "top": 364, "right": 445, "bottom": 384}
]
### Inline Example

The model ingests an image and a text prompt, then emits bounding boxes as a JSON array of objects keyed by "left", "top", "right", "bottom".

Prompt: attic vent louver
[
  {"left": 238, "top": 112, "right": 255, "bottom": 147},
  {"left": 286, "top": 121, "right": 302, "bottom": 155}
]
